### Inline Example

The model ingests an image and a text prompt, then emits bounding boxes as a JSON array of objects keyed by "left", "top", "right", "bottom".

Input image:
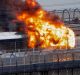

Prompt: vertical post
[
  {"left": 71, "top": 69, "right": 73, "bottom": 75},
  {"left": 41, "top": 71, "right": 48, "bottom": 75},
  {"left": 72, "top": 53, "right": 74, "bottom": 75},
  {"left": 16, "top": 56, "right": 17, "bottom": 75},
  {"left": 57, "top": 54, "right": 59, "bottom": 75},
  {"left": 29, "top": 72, "right": 32, "bottom": 75},
  {"left": 0, "top": 54, "right": 3, "bottom": 75},
  {"left": 15, "top": 40, "right": 16, "bottom": 52}
]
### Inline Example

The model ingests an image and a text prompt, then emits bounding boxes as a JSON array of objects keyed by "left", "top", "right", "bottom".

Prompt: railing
[
  {"left": 0, "top": 48, "right": 80, "bottom": 67},
  {"left": 50, "top": 8, "right": 80, "bottom": 24}
]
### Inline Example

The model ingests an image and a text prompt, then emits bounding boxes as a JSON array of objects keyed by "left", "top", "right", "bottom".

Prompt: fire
[{"left": 17, "top": 0, "right": 75, "bottom": 49}]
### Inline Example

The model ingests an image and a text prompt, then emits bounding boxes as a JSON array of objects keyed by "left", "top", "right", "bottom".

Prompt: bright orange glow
[
  {"left": 17, "top": 0, "right": 75, "bottom": 49},
  {"left": 26, "top": 0, "right": 38, "bottom": 8}
]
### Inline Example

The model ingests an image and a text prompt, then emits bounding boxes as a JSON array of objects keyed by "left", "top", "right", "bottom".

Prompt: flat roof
[{"left": 0, "top": 32, "right": 22, "bottom": 40}]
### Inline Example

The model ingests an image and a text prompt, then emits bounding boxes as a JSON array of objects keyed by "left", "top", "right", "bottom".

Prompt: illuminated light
[
  {"left": 17, "top": 0, "right": 75, "bottom": 49},
  {"left": 32, "top": 1, "right": 37, "bottom": 7}
]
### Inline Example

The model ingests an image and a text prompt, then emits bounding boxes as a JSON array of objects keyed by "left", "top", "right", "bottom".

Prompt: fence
[
  {"left": 0, "top": 49, "right": 80, "bottom": 67},
  {"left": 0, "top": 49, "right": 80, "bottom": 75},
  {"left": 50, "top": 8, "right": 80, "bottom": 24}
]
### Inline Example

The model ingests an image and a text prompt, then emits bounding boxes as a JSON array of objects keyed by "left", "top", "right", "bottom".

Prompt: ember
[{"left": 17, "top": 0, "right": 75, "bottom": 49}]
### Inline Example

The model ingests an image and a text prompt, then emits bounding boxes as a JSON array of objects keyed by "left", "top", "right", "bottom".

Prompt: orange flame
[{"left": 17, "top": 0, "right": 75, "bottom": 49}]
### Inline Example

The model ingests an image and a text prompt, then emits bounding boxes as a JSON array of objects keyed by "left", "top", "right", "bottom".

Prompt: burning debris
[{"left": 17, "top": 0, "right": 75, "bottom": 49}]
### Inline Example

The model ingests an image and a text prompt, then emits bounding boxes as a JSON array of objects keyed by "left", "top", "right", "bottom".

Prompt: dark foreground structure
[{"left": 0, "top": 49, "right": 80, "bottom": 75}]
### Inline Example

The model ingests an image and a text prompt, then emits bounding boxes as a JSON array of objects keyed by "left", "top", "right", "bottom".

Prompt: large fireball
[{"left": 17, "top": 0, "right": 75, "bottom": 49}]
